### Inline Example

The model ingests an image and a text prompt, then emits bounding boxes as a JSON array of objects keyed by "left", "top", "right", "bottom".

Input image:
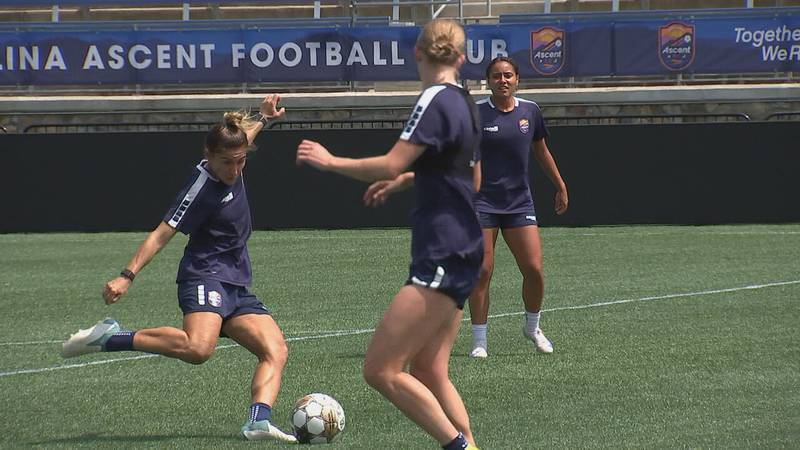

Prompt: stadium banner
[{"left": 0, "top": 13, "right": 798, "bottom": 84}]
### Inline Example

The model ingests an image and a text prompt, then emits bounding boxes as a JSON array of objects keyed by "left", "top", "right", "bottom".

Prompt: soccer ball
[{"left": 290, "top": 393, "right": 345, "bottom": 444}]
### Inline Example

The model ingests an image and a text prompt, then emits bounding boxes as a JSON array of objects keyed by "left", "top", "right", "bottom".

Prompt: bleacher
[{"left": 0, "top": 0, "right": 798, "bottom": 133}]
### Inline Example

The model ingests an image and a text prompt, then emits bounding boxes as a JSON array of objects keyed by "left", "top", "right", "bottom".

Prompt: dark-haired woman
[
  {"left": 61, "top": 94, "right": 297, "bottom": 443},
  {"left": 468, "top": 56, "right": 568, "bottom": 358}
]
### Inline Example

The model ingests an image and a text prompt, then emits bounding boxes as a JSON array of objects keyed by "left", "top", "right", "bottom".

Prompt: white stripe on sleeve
[
  {"left": 399, "top": 85, "right": 448, "bottom": 141},
  {"left": 167, "top": 170, "right": 210, "bottom": 228}
]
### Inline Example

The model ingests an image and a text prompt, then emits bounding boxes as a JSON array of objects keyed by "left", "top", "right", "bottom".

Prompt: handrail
[
  {"left": 2, "top": 0, "right": 341, "bottom": 5},
  {"left": 545, "top": 113, "right": 751, "bottom": 126},
  {"left": 765, "top": 111, "right": 800, "bottom": 121},
  {"left": 500, "top": 6, "right": 800, "bottom": 23},
  {"left": 23, "top": 121, "right": 215, "bottom": 133},
  {"left": 267, "top": 119, "right": 407, "bottom": 130}
]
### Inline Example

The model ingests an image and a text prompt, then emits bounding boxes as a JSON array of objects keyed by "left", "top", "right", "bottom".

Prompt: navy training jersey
[
  {"left": 400, "top": 83, "right": 483, "bottom": 261},
  {"left": 474, "top": 96, "right": 549, "bottom": 214},
  {"left": 163, "top": 160, "right": 252, "bottom": 286}
]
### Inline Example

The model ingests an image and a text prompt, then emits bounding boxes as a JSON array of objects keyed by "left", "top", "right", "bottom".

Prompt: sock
[
  {"left": 103, "top": 331, "right": 136, "bottom": 352},
  {"left": 525, "top": 311, "right": 541, "bottom": 335},
  {"left": 471, "top": 324, "right": 487, "bottom": 349},
  {"left": 249, "top": 402, "right": 272, "bottom": 423},
  {"left": 442, "top": 432, "right": 469, "bottom": 450}
]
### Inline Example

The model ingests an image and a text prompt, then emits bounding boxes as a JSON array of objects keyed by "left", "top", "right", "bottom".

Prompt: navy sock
[
  {"left": 249, "top": 402, "right": 272, "bottom": 423},
  {"left": 103, "top": 331, "right": 136, "bottom": 352},
  {"left": 442, "top": 432, "right": 468, "bottom": 450}
]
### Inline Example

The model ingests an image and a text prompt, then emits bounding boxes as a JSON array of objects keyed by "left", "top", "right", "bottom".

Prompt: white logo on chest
[
  {"left": 221, "top": 192, "right": 234, "bottom": 203},
  {"left": 483, "top": 125, "right": 499, "bottom": 132}
]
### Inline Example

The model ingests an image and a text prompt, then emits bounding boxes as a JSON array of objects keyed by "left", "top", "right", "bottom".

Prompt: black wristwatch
[
  {"left": 120, "top": 269, "right": 136, "bottom": 282},
  {"left": 258, "top": 115, "right": 269, "bottom": 127}
]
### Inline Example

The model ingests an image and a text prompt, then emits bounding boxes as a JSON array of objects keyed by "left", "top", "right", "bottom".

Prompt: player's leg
[
  {"left": 363, "top": 284, "right": 465, "bottom": 446},
  {"left": 468, "top": 227, "right": 499, "bottom": 358},
  {"left": 221, "top": 295, "right": 295, "bottom": 443},
  {"left": 501, "top": 224, "right": 552, "bottom": 353},
  {"left": 409, "top": 308, "right": 476, "bottom": 446},
  {"left": 62, "top": 312, "right": 222, "bottom": 363}
]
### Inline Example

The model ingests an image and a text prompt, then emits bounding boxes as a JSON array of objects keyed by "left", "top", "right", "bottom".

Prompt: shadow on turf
[{"left": 30, "top": 432, "right": 237, "bottom": 445}]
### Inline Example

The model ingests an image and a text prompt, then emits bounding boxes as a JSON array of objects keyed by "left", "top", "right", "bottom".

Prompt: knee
[
  {"left": 478, "top": 260, "right": 494, "bottom": 284},
  {"left": 182, "top": 344, "right": 215, "bottom": 365},
  {"left": 362, "top": 361, "right": 391, "bottom": 392},
  {"left": 409, "top": 365, "right": 447, "bottom": 389},
  {"left": 261, "top": 339, "right": 289, "bottom": 368},
  {"left": 519, "top": 260, "right": 544, "bottom": 279}
]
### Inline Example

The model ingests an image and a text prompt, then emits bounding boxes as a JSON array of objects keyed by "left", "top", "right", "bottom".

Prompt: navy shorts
[
  {"left": 406, "top": 250, "right": 483, "bottom": 309},
  {"left": 478, "top": 208, "right": 538, "bottom": 229},
  {"left": 178, "top": 279, "right": 271, "bottom": 320}
]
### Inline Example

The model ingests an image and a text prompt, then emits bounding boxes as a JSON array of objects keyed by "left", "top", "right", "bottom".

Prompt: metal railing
[
  {"left": 545, "top": 113, "right": 752, "bottom": 126},
  {"left": 765, "top": 111, "right": 800, "bottom": 121}
]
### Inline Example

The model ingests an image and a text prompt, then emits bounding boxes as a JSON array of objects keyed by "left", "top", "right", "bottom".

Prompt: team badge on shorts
[
  {"left": 530, "top": 26, "right": 565, "bottom": 76},
  {"left": 208, "top": 291, "right": 223, "bottom": 308},
  {"left": 518, "top": 118, "right": 530, "bottom": 134},
  {"left": 658, "top": 22, "right": 695, "bottom": 71}
]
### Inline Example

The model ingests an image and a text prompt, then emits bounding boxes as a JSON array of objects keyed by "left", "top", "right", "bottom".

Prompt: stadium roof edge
[{"left": 1, "top": 84, "right": 798, "bottom": 113}]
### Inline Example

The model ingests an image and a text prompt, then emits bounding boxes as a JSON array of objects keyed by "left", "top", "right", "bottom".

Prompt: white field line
[{"left": 1, "top": 279, "right": 798, "bottom": 378}]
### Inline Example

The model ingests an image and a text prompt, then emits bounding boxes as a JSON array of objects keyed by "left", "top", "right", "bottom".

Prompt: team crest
[
  {"left": 530, "top": 27, "right": 565, "bottom": 76},
  {"left": 658, "top": 22, "right": 695, "bottom": 71},
  {"left": 208, "top": 291, "right": 223, "bottom": 308},
  {"left": 518, "top": 118, "right": 530, "bottom": 134}
]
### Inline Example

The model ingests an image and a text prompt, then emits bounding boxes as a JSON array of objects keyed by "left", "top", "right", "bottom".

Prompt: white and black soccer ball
[{"left": 290, "top": 393, "right": 345, "bottom": 444}]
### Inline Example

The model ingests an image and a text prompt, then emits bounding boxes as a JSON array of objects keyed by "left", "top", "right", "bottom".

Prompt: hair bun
[{"left": 223, "top": 111, "right": 245, "bottom": 128}]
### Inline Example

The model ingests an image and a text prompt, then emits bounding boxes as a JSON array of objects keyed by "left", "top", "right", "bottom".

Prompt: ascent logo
[
  {"left": 659, "top": 22, "right": 695, "bottom": 71},
  {"left": 530, "top": 26, "right": 565, "bottom": 76}
]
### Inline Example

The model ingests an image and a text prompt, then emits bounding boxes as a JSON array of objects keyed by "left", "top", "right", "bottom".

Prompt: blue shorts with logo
[
  {"left": 178, "top": 279, "right": 271, "bottom": 320},
  {"left": 478, "top": 208, "right": 538, "bottom": 229},
  {"left": 405, "top": 250, "right": 483, "bottom": 309}
]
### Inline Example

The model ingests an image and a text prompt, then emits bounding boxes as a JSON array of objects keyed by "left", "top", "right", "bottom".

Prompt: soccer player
[
  {"left": 61, "top": 94, "right": 298, "bottom": 443},
  {"left": 296, "top": 19, "right": 482, "bottom": 450},
  {"left": 468, "top": 56, "right": 568, "bottom": 358}
]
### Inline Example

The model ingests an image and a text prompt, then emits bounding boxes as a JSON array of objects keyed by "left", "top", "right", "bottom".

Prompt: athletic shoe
[
  {"left": 523, "top": 327, "right": 553, "bottom": 354},
  {"left": 469, "top": 346, "right": 488, "bottom": 358},
  {"left": 466, "top": 445, "right": 481, "bottom": 450},
  {"left": 61, "top": 318, "right": 121, "bottom": 358},
  {"left": 241, "top": 420, "right": 298, "bottom": 443}
]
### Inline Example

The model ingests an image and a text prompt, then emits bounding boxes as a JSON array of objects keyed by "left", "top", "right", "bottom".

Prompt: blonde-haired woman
[
  {"left": 62, "top": 95, "right": 297, "bottom": 443},
  {"left": 297, "top": 19, "right": 481, "bottom": 450}
]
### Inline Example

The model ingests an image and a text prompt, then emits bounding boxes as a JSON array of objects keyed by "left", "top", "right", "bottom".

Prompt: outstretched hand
[
  {"left": 102, "top": 277, "right": 130, "bottom": 305},
  {"left": 260, "top": 94, "right": 285, "bottom": 120},
  {"left": 296, "top": 139, "right": 334, "bottom": 171}
]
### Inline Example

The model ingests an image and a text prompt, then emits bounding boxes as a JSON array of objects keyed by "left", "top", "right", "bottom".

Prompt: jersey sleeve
[
  {"left": 163, "top": 171, "right": 214, "bottom": 235},
  {"left": 531, "top": 103, "right": 550, "bottom": 142},
  {"left": 399, "top": 85, "right": 448, "bottom": 151}
]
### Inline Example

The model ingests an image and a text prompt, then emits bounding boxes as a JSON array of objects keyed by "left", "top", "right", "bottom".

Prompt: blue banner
[{"left": 1, "top": 11, "right": 798, "bottom": 85}]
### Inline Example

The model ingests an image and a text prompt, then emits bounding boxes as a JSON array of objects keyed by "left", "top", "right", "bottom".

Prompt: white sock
[
  {"left": 471, "top": 324, "right": 487, "bottom": 349},
  {"left": 524, "top": 311, "right": 540, "bottom": 334}
]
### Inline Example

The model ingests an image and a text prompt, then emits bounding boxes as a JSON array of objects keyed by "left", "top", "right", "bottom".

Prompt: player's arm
[
  {"left": 296, "top": 139, "right": 425, "bottom": 183},
  {"left": 363, "top": 172, "right": 415, "bottom": 207},
  {"left": 102, "top": 221, "right": 178, "bottom": 305},
  {"left": 472, "top": 160, "right": 482, "bottom": 193},
  {"left": 246, "top": 94, "right": 286, "bottom": 145},
  {"left": 532, "top": 138, "right": 568, "bottom": 215}
]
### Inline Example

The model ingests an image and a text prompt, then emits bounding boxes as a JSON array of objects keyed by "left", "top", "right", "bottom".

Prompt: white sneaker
[
  {"left": 469, "top": 346, "right": 488, "bottom": 358},
  {"left": 241, "top": 419, "right": 298, "bottom": 443},
  {"left": 523, "top": 327, "right": 553, "bottom": 354},
  {"left": 61, "top": 318, "right": 120, "bottom": 358}
]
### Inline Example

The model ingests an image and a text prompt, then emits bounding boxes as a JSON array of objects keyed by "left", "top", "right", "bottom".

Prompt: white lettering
[
  {"left": 391, "top": 41, "right": 404, "bottom": 65},
  {"left": 44, "top": 46, "right": 66, "bottom": 70},
  {"left": 491, "top": 39, "right": 507, "bottom": 59},
  {"left": 83, "top": 45, "right": 104, "bottom": 69},
  {"left": 108, "top": 45, "right": 124, "bottom": 70},
  {"left": 20, "top": 46, "right": 39, "bottom": 70},
  {"left": 156, "top": 44, "right": 171, "bottom": 69},
  {"left": 176, "top": 44, "right": 195, "bottom": 69},
  {"left": 373, "top": 41, "right": 387, "bottom": 66},
  {"left": 231, "top": 43, "right": 246, "bottom": 68},
  {"left": 326, "top": 42, "right": 342, "bottom": 65},
  {"left": 278, "top": 42, "right": 302, "bottom": 67},
  {"left": 199, "top": 44, "right": 214, "bottom": 68},
  {"left": 129, "top": 44, "right": 152, "bottom": 69},
  {"left": 346, "top": 42, "right": 367, "bottom": 65},
  {"left": 250, "top": 43, "right": 274, "bottom": 68},
  {"left": 305, "top": 41, "right": 320, "bottom": 66},
  {"left": 467, "top": 39, "right": 484, "bottom": 64}
]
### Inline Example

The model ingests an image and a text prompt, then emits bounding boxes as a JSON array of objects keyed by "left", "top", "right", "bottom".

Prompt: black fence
[{"left": 1, "top": 121, "right": 798, "bottom": 233}]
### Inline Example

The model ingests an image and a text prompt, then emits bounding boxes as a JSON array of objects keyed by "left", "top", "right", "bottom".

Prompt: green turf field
[{"left": 1, "top": 225, "right": 798, "bottom": 449}]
